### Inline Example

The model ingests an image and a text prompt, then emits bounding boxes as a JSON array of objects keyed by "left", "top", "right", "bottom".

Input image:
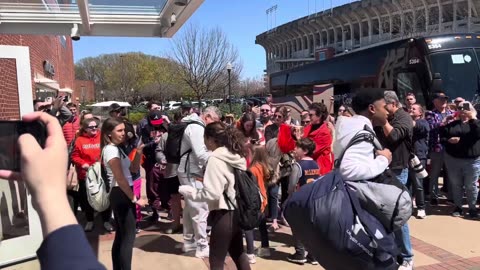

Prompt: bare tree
[
  {"left": 238, "top": 77, "right": 266, "bottom": 98},
  {"left": 170, "top": 23, "right": 242, "bottom": 104}
]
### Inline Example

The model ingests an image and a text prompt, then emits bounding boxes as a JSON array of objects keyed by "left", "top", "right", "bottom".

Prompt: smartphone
[
  {"left": 463, "top": 103, "right": 470, "bottom": 110},
  {"left": 0, "top": 121, "right": 47, "bottom": 171},
  {"left": 63, "top": 96, "right": 69, "bottom": 102}
]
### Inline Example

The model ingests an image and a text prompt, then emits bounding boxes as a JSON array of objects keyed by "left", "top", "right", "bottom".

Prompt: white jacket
[
  {"left": 177, "top": 113, "right": 210, "bottom": 183},
  {"left": 190, "top": 147, "right": 247, "bottom": 211}
]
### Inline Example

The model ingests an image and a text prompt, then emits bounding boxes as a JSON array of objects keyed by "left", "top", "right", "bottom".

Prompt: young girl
[
  {"left": 244, "top": 146, "right": 272, "bottom": 263},
  {"left": 101, "top": 117, "right": 146, "bottom": 270},
  {"left": 178, "top": 122, "right": 251, "bottom": 270}
]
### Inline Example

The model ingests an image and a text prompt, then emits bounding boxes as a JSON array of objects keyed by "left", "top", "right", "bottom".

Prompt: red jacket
[
  {"left": 63, "top": 116, "right": 80, "bottom": 146},
  {"left": 304, "top": 123, "right": 334, "bottom": 175},
  {"left": 71, "top": 132, "right": 101, "bottom": 180}
]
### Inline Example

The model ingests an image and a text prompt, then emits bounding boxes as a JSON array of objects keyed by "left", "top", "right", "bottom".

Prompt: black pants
[
  {"left": 245, "top": 217, "right": 269, "bottom": 254},
  {"left": 209, "top": 210, "right": 251, "bottom": 270},
  {"left": 110, "top": 187, "right": 136, "bottom": 270},
  {"left": 408, "top": 159, "right": 426, "bottom": 210},
  {"left": 70, "top": 181, "right": 111, "bottom": 222}
]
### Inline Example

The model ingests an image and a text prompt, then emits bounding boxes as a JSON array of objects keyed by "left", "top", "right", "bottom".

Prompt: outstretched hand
[{"left": 0, "top": 112, "right": 68, "bottom": 204}]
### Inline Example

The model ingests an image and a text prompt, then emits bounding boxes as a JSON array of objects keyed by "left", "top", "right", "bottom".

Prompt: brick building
[
  {"left": 0, "top": 34, "right": 74, "bottom": 119},
  {"left": 74, "top": 80, "right": 95, "bottom": 104}
]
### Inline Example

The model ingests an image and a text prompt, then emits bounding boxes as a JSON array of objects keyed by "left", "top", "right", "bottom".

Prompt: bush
[{"left": 129, "top": 112, "right": 146, "bottom": 125}]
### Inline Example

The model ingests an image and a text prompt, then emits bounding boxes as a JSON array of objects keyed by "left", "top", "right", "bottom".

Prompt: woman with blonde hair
[
  {"left": 71, "top": 117, "right": 112, "bottom": 232},
  {"left": 441, "top": 101, "right": 480, "bottom": 219}
]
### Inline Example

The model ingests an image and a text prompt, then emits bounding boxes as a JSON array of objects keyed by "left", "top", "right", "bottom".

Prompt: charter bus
[{"left": 270, "top": 33, "right": 480, "bottom": 114}]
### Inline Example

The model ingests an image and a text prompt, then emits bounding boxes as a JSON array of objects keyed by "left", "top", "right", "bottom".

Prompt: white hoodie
[
  {"left": 190, "top": 146, "right": 247, "bottom": 211},
  {"left": 177, "top": 113, "right": 210, "bottom": 184}
]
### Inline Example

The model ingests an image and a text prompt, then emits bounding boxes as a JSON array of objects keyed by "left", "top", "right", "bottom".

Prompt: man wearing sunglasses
[{"left": 259, "top": 104, "right": 273, "bottom": 128}]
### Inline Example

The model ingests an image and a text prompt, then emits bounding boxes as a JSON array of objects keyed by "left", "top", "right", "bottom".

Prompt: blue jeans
[
  {"left": 444, "top": 153, "right": 480, "bottom": 211},
  {"left": 391, "top": 168, "right": 414, "bottom": 262}
]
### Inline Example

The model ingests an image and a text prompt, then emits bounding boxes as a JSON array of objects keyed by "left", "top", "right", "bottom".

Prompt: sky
[{"left": 73, "top": 0, "right": 351, "bottom": 79}]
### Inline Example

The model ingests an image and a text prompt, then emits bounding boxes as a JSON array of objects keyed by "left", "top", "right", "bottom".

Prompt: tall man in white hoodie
[{"left": 177, "top": 106, "right": 221, "bottom": 258}]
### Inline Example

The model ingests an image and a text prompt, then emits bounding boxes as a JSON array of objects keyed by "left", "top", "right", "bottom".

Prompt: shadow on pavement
[{"left": 134, "top": 234, "right": 184, "bottom": 255}]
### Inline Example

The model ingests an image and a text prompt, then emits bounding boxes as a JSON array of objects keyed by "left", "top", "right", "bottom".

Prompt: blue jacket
[{"left": 37, "top": 225, "right": 105, "bottom": 270}]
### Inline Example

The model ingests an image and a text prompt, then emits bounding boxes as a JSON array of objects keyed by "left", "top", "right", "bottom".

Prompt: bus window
[
  {"left": 429, "top": 49, "right": 480, "bottom": 101},
  {"left": 396, "top": 72, "right": 426, "bottom": 105}
]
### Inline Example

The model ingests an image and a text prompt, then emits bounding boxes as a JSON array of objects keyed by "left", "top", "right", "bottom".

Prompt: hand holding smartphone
[{"left": 0, "top": 120, "right": 47, "bottom": 171}]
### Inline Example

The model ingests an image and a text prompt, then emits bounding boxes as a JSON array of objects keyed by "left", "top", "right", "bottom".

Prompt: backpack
[
  {"left": 335, "top": 125, "right": 412, "bottom": 232},
  {"left": 165, "top": 121, "right": 204, "bottom": 164},
  {"left": 223, "top": 168, "right": 263, "bottom": 230},
  {"left": 284, "top": 171, "right": 398, "bottom": 270},
  {"left": 86, "top": 148, "right": 111, "bottom": 212}
]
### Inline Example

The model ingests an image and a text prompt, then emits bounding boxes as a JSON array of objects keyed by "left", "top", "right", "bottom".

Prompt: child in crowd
[
  {"left": 287, "top": 137, "right": 320, "bottom": 265},
  {"left": 244, "top": 146, "right": 272, "bottom": 263}
]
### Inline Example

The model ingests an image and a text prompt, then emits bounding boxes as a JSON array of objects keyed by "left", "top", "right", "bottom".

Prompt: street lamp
[
  {"left": 100, "top": 90, "right": 104, "bottom": 101},
  {"left": 227, "top": 62, "right": 232, "bottom": 113}
]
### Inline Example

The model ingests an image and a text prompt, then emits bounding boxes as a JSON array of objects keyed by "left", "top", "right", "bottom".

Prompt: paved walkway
[{"left": 87, "top": 200, "right": 480, "bottom": 270}]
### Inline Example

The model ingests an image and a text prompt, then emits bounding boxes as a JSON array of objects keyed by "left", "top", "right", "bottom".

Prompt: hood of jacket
[
  {"left": 182, "top": 113, "right": 204, "bottom": 125},
  {"left": 211, "top": 146, "right": 246, "bottom": 170}
]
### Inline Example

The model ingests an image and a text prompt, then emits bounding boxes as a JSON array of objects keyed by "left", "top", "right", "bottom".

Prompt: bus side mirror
[{"left": 431, "top": 73, "right": 443, "bottom": 92}]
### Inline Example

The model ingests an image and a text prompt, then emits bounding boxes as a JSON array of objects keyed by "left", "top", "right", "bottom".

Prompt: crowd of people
[{"left": 2, "top": 90, "right": 479, "bottom": 270}]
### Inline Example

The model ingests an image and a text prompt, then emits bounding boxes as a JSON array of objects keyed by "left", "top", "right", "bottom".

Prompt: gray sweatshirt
[{"left": 177, "top": 113, "right": 210, "bottom": 181}]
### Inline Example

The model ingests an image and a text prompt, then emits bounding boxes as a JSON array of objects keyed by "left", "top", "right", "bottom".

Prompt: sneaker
[
  {"left": 256, "top": 247, "right": 271, "bottom": 258},
  {"left": 136, "top": 224, "right": 141, "bottom": 234},
  {"left": 182, "top": 242, "right": 197, "bottom": 253},
  {"left": 84, "top": 222, "right": 94, "bottom": 232},
  {"left": 416, "top": 209, "right": 427, "bottom": 219},
  {"left": 195, "top": 245, "right": 210, "bottom": 258},
  {"left": 165, "top": 225, "right": 182, "bottom": 234},
  {"left": 467, "top": 209, "right": 479, "bottom": 220},
  {"left": 287, "top": 253, "right": 306, "bottom": 265},
  {"left": 246, "top": 254, "right": 256, "bottom": 264},
  {"left": 306, "top": 253, "right": 318, "bottom": 265},
  {"left": 398, "top": 260, "right": 414, "bottom": 270},
  {"left": 103, "top": 222, "right": 114, "bottom": 232},
  {"left": 451, "top": 207, "right": 463, "bottom": 217}
]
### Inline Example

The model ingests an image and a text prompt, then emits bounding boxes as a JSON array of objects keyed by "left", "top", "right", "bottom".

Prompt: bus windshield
[{"left": 429, "top": 49, "right": 480, "bottom": 101}]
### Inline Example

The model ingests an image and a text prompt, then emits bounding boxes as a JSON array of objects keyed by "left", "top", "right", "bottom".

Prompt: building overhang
[
  {"left": 34, "top": 76, "right": 60, "bottom": 91},
  {"left": 0, "top": 0, "right": 204, "bottom": 38}
]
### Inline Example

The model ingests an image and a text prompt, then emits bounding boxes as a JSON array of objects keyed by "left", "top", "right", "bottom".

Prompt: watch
[{"left": 131, "top": 197, "right": 138, "bottom": 204}]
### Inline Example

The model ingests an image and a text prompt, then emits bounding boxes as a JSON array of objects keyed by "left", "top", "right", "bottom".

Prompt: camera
[
  {"left": 409, "top": 155, "right": 428, "bottom": 179},
  {"left": 170, "top": 13, "right": 177, "bottom": 27},
  {"left": 71, "top": 24, "right": 80, "bottom": 41}
]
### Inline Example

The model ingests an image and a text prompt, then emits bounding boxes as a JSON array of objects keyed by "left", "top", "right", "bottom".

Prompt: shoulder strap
[{"left": 334, "top": 125, "right": 383, "bottom": 168}]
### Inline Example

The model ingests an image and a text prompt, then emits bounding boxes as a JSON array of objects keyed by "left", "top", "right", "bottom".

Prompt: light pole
[
  {"left": 100, "top": 90, "right": 104, "bottom": 101},
  {"left": 227, "top": 62, "right": 232, "bottom": 113}
]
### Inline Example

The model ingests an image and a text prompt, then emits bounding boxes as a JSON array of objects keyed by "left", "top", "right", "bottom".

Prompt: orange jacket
[
  {"left": 63, "top": 116, "right": 80, "bottom": 146},
  {"left": 250, "top": 163, "right": 268, "bottom": 213},
  {"left": 71, "top": 132, "right": 101, "bottom": 180},
  {"left": 303, "top": 123, "right": 334, "bottom": 175}
]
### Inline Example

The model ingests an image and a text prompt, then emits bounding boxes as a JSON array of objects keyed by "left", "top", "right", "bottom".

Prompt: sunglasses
[
  {"left": 274, "top": 114, "right": 283, "bottom": 119},
  {"left": 87, "top": 125, "right": 98, "bottom": 130},
  {"left": 261, "top": 109, "right": 270, "bottom": 112}
]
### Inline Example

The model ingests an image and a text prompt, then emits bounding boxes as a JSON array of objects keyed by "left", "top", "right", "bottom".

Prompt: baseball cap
[
  {"left": 181, "top": 101, "right": 193, "bottom": 109},
  {"left": 148, "top": 110, "right": 164, "bottom": 126},
  {"left": 109, "top": 103, "right": 122, "bottom": 112},
  {"left": 432, "top": 92, "right": 449, "bottom": 100}
]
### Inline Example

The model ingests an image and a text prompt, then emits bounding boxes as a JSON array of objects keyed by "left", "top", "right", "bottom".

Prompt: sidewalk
[{"left": 90, "top": 203, "right": 480, "bottom": 270}]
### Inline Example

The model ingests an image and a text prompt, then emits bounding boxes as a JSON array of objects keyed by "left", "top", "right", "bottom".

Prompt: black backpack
[
  {"left": 224, "top": 168, "right": 263, "bottom": 230},
  {"left": 165, "top": 121, "right": 204, "bottom": 164}
]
